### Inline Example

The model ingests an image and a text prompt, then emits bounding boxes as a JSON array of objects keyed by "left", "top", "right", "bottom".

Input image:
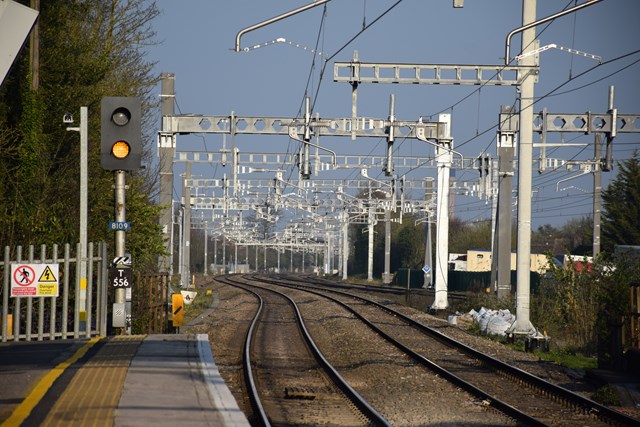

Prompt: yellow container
[{"left": 1, "top": 314, "right": 13, "bottom": 337}]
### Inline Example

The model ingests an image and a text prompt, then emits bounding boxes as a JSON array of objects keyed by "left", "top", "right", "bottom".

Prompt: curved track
[
  {"left": 236, "top": 273, "right": 639, "bottom": 427},
  {"left": 216, "top": 275, "right": 390, "bottom": 427}
]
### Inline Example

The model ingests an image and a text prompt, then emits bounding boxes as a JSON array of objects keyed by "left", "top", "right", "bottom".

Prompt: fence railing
[
  {"left": 1, "top": 242, "right": 108, "bottom": 342},
  {"left": 133, "top": 273, "right": 171, "bottom": 334}
]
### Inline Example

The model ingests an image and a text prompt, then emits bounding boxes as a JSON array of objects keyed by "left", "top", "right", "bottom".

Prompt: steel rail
[
  {"left": 211, "top": 275, "right": 270, "bottom": 426},
  {"left": 249, "top": 274, "right": 543, "bottom": 426},
  {"left": 241, "top": 284, "right": 270, "bottom": 426},
  {"left": 300, "top": 273, "right": 468, "bottom": 302},
  {"left": 258, "top": 274, "right": 640, "bottom": 427},
  {"left": 219, "top": 274, "right": 392, "bottom": 427}
]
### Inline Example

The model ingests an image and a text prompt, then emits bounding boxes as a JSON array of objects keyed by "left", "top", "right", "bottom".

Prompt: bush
[
  {"left": 532, "top": 254, "right": 639, "bottom": 360},
  {"left": 591, "top": 385, "right": 621, "bottom": 406}
]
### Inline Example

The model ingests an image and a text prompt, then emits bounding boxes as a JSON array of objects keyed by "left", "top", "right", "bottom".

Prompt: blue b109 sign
[{"left": 109, "top": 221, "right": 131, "bottom": 231}]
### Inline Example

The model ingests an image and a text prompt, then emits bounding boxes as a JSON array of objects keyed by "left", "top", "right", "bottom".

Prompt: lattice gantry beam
[
  {"left": 163, "top": 115, "right": 444, "bottom": 140},
  {"left": 186, "top": 178, "right": 433, "bottom": 192},
  {"left": 175, "top": 151, "right": 474, "bottom": 170},
  {"left": 533, "top": 111, "right": 640, "bottom": 134},
  {"left": 334, "top": 61, "right": 537, "bottom": 86}
]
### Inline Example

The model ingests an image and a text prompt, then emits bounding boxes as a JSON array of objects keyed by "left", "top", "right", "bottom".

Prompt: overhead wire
[
  {"left": 568, "top": 0, "right": 578, "bottom": 80},
  {"left": 390, "top": 0, "right": 580, "bottom": 180},
  {"left": 402, "top": 0, "right": 594, "bottom": 180},
  {"left": 310, "top": 0, "right": 405, "bottom": 112},
  {"left": 420, "top": 47, "right": 640, "bottom": 169},
  {"left": 273, "top": 0, "right": 638, "bottom": 229},
  {"left": 537, "top": 55, "right": 640, "bottom": 98},
  {"left": 173, "top": 94, "right": 221, "bottom": 208},
  {"left": 280, "top": 3, "right": 330, "bottom": 195},
  {"left": 293, "top": 0, "right": 577, "bottom": 189},
  {"left": 289, "top": 1, "right": 406, "bottom": 191}
]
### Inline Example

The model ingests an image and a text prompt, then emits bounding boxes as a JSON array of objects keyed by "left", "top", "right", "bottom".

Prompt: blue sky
[{"left": 148, "top": 0, "right": 640, "bottom": 229}]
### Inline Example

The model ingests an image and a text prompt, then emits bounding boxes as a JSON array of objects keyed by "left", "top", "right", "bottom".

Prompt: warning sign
[
  {"left": 38, "top": 283, "right": 58, "bottom": 296},
  {"left": 11, "top": 264, "right": 59, "bottom": 297},
  {"left": 13, "top": 265, "right": 35, "bottom": 287},
  {"left": 39, "top": 266, "right": 57, "bottom": 282}
]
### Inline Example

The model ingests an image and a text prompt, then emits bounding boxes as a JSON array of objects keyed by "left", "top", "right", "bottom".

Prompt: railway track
[
  {"left": 215, "top": 275, "right": 514, "bottom": 425},
  {"left": 230, "top": 273, "right": 640, "bottom": 426},
  {"left": 215, "top": 275, "right": 390, "bottom": 426},
  {"left": 298, "top": 273, "right": 468, "bottom": 305}
]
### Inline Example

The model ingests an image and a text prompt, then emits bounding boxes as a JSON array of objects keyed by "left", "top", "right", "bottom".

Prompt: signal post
[{"left": 101, "top": 96, "right": 141, "bottom": 334}]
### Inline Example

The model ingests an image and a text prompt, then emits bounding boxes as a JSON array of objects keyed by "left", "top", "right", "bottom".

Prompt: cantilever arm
[
  {"left": 235, "top": 0, "right": 331, "bottom": 52},
  {"left": 504, "top": 0, "right": 602, "bottom": 65}
]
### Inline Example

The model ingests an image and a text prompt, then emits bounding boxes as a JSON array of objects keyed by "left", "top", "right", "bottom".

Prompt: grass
[
  {"left": 183, "top": 290, "right": 214, "bottom": 323},
  {"left": 533, "top": 348, "right": 597, "bottom": 370},
  {"left": 482, "top": 335, "right": 599, "bottom": 372}
]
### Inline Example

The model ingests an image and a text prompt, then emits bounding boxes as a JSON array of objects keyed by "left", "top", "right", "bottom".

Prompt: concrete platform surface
[
  {"left": 0, "top": 334, "right": 250, "bottom": 427},
  {"left": 115, "top": 334, "right": 249, "bottom": 427}
]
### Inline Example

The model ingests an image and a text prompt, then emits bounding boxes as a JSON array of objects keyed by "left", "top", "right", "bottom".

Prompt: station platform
[{"left": 0, "top": 334, "right": 250, "bottom": 427}]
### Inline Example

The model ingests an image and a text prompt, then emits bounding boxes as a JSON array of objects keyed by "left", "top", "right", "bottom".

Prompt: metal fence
[
  {"left": 1, "top": 242, "right": 108, "bottom": 342},
  {"left": 133, "top": 273, "right": 171, "bottom": 334}
]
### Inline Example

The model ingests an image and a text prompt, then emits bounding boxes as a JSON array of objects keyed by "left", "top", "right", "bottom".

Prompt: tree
[
  {"left": 559, "top": 216, "right": 593, "bottom": 255},
  {"left": 392, "top": 218, "right": 424, "bottom": 270},
  {"left": 349, "top": 222, "right": 369, "bottom": 276},
  {"left": 531, "top": 224, "right": 559, "bottom": 254},
  {"left": 448, "top": 218, "right": 492, "bottom": 254},
  {"left": 0, "top": 0, "right": 163, "bottom": 270},
  {"left": 601, "top": 151, "right": 640, "bottom": 252}
]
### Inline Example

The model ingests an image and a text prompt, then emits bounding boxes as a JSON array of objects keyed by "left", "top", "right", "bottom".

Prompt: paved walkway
[{"left": 0, "top": 334, "right": 249, "bottom": 427}]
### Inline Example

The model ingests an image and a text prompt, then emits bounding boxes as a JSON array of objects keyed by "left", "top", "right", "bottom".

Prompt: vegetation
[
  {"left": 531, "top": 217, "right": 593, "bottom": 256},
  {"left": 528, "top": 154, "right": 640, "bottom": 363},
  {"left": 533, "top": 257, "right": 601, "bottom": 354},
  {"left": 534, "top": 348, "right": 597, "bottom": 370},
  {"left": 591, "top": 385, "right": 621, "bottom": 406},
  {"left": 449, "top": 218, "right": 492, "bottom": 254},
  {"left": 0, "top": 0, "right": 164, "bottom": 271},
  {"left": 601, "top": 151, "right": 640, "bottom": 252},
  {"left": 3, "top": 2, "right": 638, "bottom": 371},
  {"left": 183, "top": 291, "right": 214, "bottom": 324},
  {"left": 347, "top": 211, "right": 597, "bottom": 280}
]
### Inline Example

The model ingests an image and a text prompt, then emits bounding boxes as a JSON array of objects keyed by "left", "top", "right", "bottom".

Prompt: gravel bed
[
  {"left": 186, "top": 278, "right": 640, "bottom": 425},
  {"left": 290, "top": 291, "right": 515, "bottom": 426}
]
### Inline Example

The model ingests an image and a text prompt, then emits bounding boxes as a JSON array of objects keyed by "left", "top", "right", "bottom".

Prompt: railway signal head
[{"left": 101, "top": 96, "right": 142, "bottom": 171}]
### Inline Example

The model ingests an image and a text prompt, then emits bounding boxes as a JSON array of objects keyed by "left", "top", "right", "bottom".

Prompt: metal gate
[
  {"left": 1, "top": 242, "right": 108, "bottom": 342},
  {"left": 133, "top": 273, "right": 171, "bottom": 334}
]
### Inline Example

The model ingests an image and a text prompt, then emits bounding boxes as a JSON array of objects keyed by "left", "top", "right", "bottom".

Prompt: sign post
[
  {"left": 110, "top": 255, "right": 132, "bottom": 330},
  {"left": 171, "top": 293, "right": 185, "bottom": 330}
]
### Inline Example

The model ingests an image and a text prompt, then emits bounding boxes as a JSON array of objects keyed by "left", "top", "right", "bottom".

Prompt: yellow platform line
[
  {"left": 40, "top": 336, "right": 144, "bottom": 427},
  {"left": 1, "top": 337, "right": 102, "bottom": 427}
]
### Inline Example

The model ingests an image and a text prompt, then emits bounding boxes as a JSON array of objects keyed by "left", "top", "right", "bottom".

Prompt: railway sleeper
[{"left": 284, "top": 387, "right": 317, "bottom": 400}]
